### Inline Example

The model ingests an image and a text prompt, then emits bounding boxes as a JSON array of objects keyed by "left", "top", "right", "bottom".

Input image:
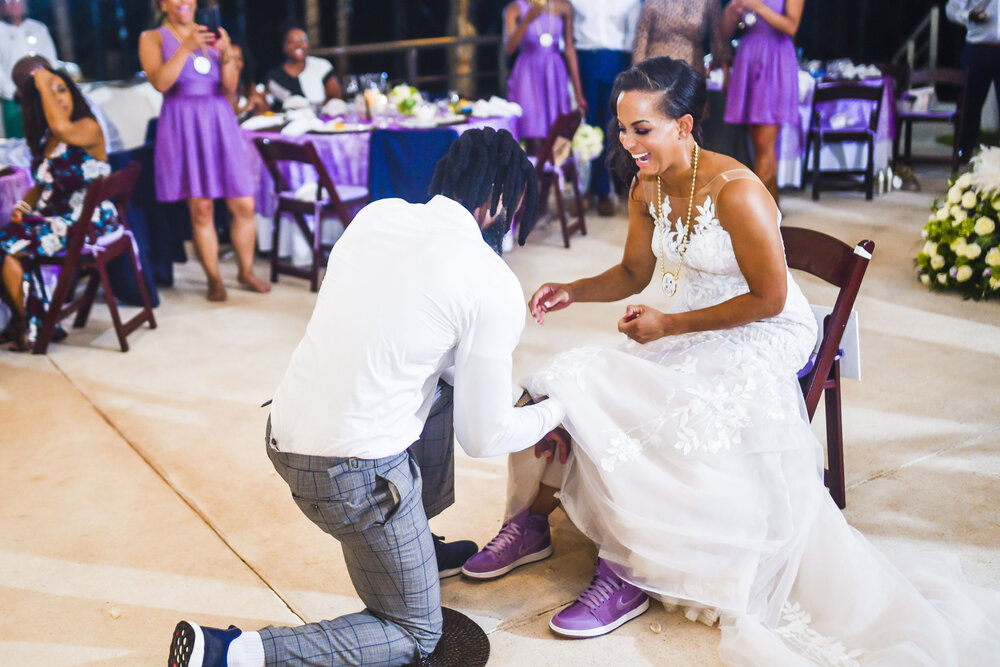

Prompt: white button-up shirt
[
  {"left": 947, "top": 0, "right": 1000, "bottom": 43},
  {"left": 270, "top": 195, "right": 565, "bottom": 460},
  {"left": 570, "top": 0, "right": 643, "bottom": 52},
  {"left": 0, "top": 18, "right": 57, "bottom": 99}
]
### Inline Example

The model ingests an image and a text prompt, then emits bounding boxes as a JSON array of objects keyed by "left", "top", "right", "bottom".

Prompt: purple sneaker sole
[
  {"left": 549, "top": 596, "right": 650, "bottom": 638},
  {"left": 461, "top": 543, "right": 553, "bottom": 579}
]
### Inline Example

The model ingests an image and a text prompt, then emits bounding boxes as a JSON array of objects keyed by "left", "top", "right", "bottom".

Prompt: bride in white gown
[{"left": 461, "top": 56, "right": 1000, "bottom": 664}]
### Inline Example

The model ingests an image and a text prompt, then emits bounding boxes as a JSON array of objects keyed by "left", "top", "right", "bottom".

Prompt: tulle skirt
[{"left": 524, "top": 321, "right": 1000, "bottom": 664}]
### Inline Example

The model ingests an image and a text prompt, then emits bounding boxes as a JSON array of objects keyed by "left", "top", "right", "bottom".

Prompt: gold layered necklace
[{"left": 655, "top": 143, "right": 699, "bottom": 297}]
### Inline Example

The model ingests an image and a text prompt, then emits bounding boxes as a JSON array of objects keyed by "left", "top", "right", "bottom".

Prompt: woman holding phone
[{"left": 139, "top": 0, "right": 268, "bottom": 301}]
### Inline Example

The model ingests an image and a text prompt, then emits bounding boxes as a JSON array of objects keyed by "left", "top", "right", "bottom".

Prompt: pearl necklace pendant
[{"left": 538, "top": 32, "right": 554, "bottom": 47}]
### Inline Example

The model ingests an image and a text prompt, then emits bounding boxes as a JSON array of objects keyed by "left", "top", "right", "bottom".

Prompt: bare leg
[
  {"left": 1, "top": 253, "right": 25, "bottom": 314},
  {"left": 748, "top": 123, "right": 781, "bottom": 205},
  {"left": 187, "top": 197, "right": 226, "bottom": 301},
  {"left": 226, "top": 195, "right": 269, "bottom": 293},
  {"left": 1, "top": 253, "right": 27, "bottom": 349},
  {"left": 529, "top": 483, "right": 560, "bottom": 516}
]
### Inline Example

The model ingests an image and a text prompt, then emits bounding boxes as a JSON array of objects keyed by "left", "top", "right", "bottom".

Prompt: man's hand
[
  {"left": 534, "top": 425, "right": 571, "bottom": 464},
  {"left": 971, "top": 8, "right": 988, "bottom": 24}
]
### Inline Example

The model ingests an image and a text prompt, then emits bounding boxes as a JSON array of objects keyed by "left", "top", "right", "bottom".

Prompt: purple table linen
[{"left": 245, "top": 116, "right": 519, "bottom": 261}]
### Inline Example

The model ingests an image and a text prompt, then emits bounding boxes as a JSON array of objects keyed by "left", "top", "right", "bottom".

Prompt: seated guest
[
  {"left": 0, "top": 0, "right": 57, "bottom": 138},
  {"left": 265, "top": 23, "right": 342, "bottom": 108},
  {"left": 227, "top": 43, "right": 268, "bottom": 119},
  {"left": 0, "top": 66, "right": 116, "bottom": 350},
  {"left": 165, "top": 128, "right": 563, "bottom": 667},
  {"left": 12, "top": 54, "right": 123, "bottom": 152}
]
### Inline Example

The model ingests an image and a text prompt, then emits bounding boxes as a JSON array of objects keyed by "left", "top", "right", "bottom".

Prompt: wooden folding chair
[
  {"left": 803, "top": 81, "right": 885, "bottom": 201},
  {"left": 782, "top": 226, "right": 875, "bottom": 509},
  {"left": 894, "top": 67, "right": 967, "bottom": 174},
  {"left": 30, "top": 163, "right": 157, "bottom": 354},
  {"left": 527, "top": 110, "right": 587, "bottom": 248},
  {"left": 254, "top": 137, "right": 370, "bottom": 291}
]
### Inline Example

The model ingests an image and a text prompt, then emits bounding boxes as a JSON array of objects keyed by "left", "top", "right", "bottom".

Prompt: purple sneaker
[
  {"left": 549, "top": 559, "right": 649, "bottom": 638},
  {"left": 461, "top": 508, "right": 552, "bottom": 579}
]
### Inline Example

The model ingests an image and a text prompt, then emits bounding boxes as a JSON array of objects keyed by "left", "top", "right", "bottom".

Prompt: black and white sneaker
[
  {"left": 432, "top": 533, "right": 479, "bottom": 579},
  {"left": 168, "top": 620, "right": 242, "bottom": 667}
]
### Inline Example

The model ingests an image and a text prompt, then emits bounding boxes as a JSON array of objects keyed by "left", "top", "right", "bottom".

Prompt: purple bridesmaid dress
[
  {"left": 506, "top": 0, "right": 572, "bottom": 139},
  {"left": 154, "top": 27, "right": 254, "bottom": 202},
  {"left": 724, "top": 0, "right": 799, "bottom": 125}
]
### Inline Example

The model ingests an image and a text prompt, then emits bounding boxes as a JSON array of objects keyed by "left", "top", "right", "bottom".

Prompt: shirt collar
[{"left": 427, "top": 194, "right": 485, "bottom": 241}]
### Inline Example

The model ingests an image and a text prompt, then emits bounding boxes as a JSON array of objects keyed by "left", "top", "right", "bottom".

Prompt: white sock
[{"left": 225, "top": 630, "right": 265, "bottom": 667}]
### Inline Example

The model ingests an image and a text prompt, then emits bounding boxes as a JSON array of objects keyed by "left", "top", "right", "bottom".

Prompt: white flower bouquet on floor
[
  {"left": 572, "top": 123, "right": 604, "bottom": 163},
  {"left": 916, "top": 146, "right": 1000, "bottom": 300}
]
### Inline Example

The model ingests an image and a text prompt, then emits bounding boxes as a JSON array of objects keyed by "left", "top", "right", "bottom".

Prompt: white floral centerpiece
[
  {"left": 388, "top": 84, "right": 423, "bottom": 115},
  {"left": 572, "top": 123, "right": 604, "bottom": 162},
  {"left": 916, "top": 146, "right": 1000, "bottom": 300}
]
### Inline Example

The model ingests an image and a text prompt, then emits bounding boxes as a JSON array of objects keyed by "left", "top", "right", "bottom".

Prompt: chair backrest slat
[
  {"left": 781, "top": 226, "right": 874, "bottom": 418},
  {"left": 62, "top": 162, "right": 141, "bottom": 259},
  {"left": 253, "top": 137, "right": 351, "bottom": 221},
  {"left": 535, "top": 110, "right": 583, "bottom": 173},
  {"left": 811, "top": 82, "right": 885, "bottom": 133}
]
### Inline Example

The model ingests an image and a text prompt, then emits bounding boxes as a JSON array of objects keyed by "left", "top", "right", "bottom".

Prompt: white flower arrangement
[
  {"left": 571, "top": 123, "right": 604, "bottom": 163},
  {"left": 388, "top": 84, "right": 423, "bottom": 115},
  {"left": 916, "top": 147, "right": 1000, "bottom": 300}
]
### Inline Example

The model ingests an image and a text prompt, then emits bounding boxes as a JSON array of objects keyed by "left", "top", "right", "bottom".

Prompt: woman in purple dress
[
  {"left": 723, "top": 0, "right": 803, "bottom": 204},
  {"left": 504, "top": 0, "right": 586, "bottom": 140},
  {"left": 139, "top": 0, "right": 268, "bottom": 301}
]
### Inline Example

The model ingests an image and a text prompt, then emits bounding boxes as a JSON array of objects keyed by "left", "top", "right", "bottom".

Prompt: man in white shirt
[
  {"left": 0, "top": 0, "right": 56, "bottom": 137},
  {"left": 570, "top": 0, "right": 642, "bottom": 216},
  {"left": 167, "top": 128, "right": 566, "bottom": 667},
  {"left": 947, "top": 0, "right": 1000, "bottom": 161}
]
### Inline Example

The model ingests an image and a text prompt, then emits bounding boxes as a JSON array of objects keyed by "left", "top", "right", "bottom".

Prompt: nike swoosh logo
[{"left": 617, "top": 590, "right": 646, "bottom": 611}]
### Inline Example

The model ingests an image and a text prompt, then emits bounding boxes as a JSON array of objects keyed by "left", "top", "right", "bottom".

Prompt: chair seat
[
  {"left": 278, "top": 182, "right": 370, "bottom": 205},
  {"left": 897, "top": 109, "right": 956, "bottom": 122}
]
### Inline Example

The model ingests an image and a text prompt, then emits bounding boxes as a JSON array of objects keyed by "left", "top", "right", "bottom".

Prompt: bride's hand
[
  {"left": 618, "top": 304, "right": 672, "bottom": 343},
  {"left": 529, "top": 282, "right": 574, "bottom": 324}
]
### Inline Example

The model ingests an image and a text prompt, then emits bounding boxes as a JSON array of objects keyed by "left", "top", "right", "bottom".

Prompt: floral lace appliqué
[
  {"left": 775, "top": 602, "right": 865, "bottom": 666},
  {"left": 527, "top": 346, "right": 603, "bottom": 397},
  {"left": 600, "top": 430, "right": 644, "bottom": 472}
]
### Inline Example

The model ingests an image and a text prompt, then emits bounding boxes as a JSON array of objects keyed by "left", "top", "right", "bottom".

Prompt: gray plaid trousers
[{"left": 260, "top": 437, "right": 442, "bottom": 665}]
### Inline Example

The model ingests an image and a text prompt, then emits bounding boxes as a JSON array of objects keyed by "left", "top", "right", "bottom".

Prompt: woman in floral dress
[{"left": 0, "top": 66, "right": 116, "bottom": 350}]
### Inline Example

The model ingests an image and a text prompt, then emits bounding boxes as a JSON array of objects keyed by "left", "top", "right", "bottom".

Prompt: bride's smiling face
[{"left": 616, "top": 90, "right": 690, "bottom": 176}]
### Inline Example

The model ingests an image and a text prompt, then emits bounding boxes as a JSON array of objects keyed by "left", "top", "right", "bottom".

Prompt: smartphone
[{"left": 195, "top": 7, "right": 220, "bottom": 37}]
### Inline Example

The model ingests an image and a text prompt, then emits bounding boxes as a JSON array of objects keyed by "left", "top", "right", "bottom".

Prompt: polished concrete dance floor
[{"left": 3, "top": 162, "right": 999, "bottom": 665}]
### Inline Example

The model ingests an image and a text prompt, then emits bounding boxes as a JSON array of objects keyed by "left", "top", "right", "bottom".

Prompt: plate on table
[
  {"left": 241, "top": 114, "right": 287, "bottom": 132},
  {"left": 311, "top": 122, "right": 374, "bottom": 134},
  {"left": 436, "top": 114, "right": 468, "bottom": 126},
  {"left": 397, "top": 118, "right": 440, "bottom": 129}
]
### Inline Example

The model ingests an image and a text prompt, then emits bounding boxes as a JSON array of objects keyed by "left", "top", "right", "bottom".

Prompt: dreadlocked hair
[{"left": 429, "top": 127, "right": 539, "bottom": 245}]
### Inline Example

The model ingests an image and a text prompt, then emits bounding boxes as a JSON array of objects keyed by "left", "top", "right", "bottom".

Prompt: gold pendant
[{"left": 661, "top": 273, "right": 677, "bottom": 297}]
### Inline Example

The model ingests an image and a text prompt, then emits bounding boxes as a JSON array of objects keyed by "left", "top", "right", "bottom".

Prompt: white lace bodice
[{"left": 647, "top": 170, "right": 816, "bottom": 345}]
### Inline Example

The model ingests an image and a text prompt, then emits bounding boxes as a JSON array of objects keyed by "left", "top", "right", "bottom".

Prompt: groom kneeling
[{"left": 166, "top": 128, "right": 566, "bottom": 667}]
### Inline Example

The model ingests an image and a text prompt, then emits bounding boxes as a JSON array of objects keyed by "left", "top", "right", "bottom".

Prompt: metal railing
[
  {"left": 311, "top": 35, "right": 507, "bottom": 95},
  {"left": 893, "top": 6, "right": 939, "bottom": 70}
]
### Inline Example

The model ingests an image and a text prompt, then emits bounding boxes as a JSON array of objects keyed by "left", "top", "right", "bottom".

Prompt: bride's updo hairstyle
[{"left": 607, "top": 56, "right": 707, "bottom": 186}]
